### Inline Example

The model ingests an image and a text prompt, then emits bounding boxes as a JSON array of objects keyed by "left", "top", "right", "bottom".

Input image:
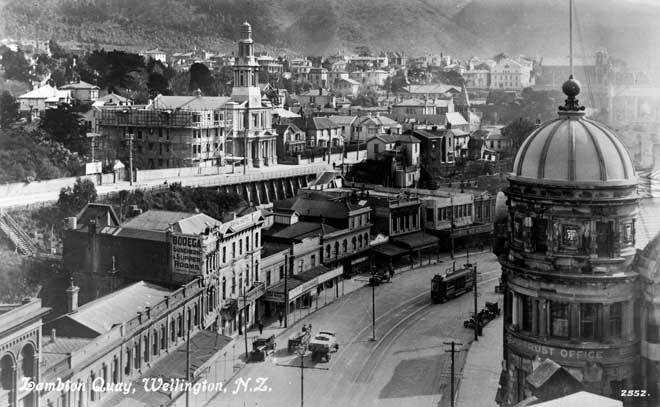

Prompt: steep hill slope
[{"left": 1, "top": 0, "right": 658, "bottom": 63}]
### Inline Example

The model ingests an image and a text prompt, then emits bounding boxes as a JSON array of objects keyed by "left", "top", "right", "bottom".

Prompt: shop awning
[
  {"left": 371, "top": 243, "right": 408, "bottom": 257},
  {"left": 263, "top": 266, "right": 343, "bottom": 303},
  {"left": 391, "top": 232, "right": 440, "bottom": 251}
]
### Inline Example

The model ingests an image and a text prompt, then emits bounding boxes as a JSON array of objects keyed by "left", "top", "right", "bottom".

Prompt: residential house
[
  {"left": 411, "top": 127, "right": 455, "bottom": 167},
  {"left": 327, "top": 115, "right": 358, "bottom": 143},
  {"left": 352, "top": 114, "right": 402, "bottom": 143},
  {"left": 386, "top": 51, "right": 406, "bottom": 68},
  {"left": 94, "top": 92, "right": 133, "bottom": 106},
  {"left": 365, "top": 133, "right": 421, "bottom": 187},
  {"left": 295, "top": 88, "right": 335, "bottom": 110},
  {"left": 257, "top": 55, "right": 284, "bottom": 75},
  {"left": 289, "top": 58, "right": 313, "bottom": 76},
  {"left": 333, "top": 77, "right": 361, "bottom": 97},
  {"left": 141, "top": 48, "right": 168, "bottom": 64},
  {"left": 328, "top": 70, "right": 349, "bottom": 85},
  {"left": 274, "top": 122, "right": 307, "bottom": 156},
  {"left": 17, "top": 84, "right": 71, "bottom": 120},
  {"left": 60, "top": 80, "right": 100, "bottom": 102},
  {"left": 308, "top": 67, "right": 328, "bottom": 88},
  {"left": 293, "top": 116, "right": 344, "bottom": 149}
]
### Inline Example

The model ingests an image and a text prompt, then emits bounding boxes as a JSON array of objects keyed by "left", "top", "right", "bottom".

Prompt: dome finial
[{"left": 558, "top": 75, "right": 585, "bottom": 112}]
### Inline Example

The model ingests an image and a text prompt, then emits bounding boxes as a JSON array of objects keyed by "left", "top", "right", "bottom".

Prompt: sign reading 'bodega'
[{"left": 171, "top": 233, "right": 203, "bottom": 274}]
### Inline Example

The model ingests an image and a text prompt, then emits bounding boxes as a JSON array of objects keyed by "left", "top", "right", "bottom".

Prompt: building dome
[{"left": 511, "top": 77, "right": 636, "bottom": 186}]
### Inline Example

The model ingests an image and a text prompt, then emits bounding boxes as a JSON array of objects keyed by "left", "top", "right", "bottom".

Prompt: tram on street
[{"left": 431, "top": 263, "right": 474, "bottom": 303}]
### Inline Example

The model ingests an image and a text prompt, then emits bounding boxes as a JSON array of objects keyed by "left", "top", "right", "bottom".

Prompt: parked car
[{"left": 309, "top": 331, "right": 339, "bottom": 362}]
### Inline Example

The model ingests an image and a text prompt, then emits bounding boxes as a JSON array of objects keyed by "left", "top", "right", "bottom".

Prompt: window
[
  {"left": 192, "top": 113, "right": 200, "bottom": 123},
  {"left": 609, "top": 302, "right": 622, "bottom": 338},
  {"left": 222, "top": 247, "right": 226, "bottom": 263},
  {"left": 246, "top": 236, "right": 250, "bottom": 251},
  {"left": 580, "top": 304, "right": 596, "bottom": 340},
  {"left": 521, "top": 295, "right": 534, "bottom": 332},
  {"left": 232, "top": 242, "right": 236, "bottom": 258},
  {"left": 311, "top": 255, "right": 316, "bottom": 267},
  {"left": 239, "top": 239, "right": 243, "bottom": 255},
  {"left": 623, "top": 222, "right": 634, "bottom": 243},
  {"left": 326, "top": 245, "right": 331, "bottom": 258},
  {"left": 550, "top": 302, "right": 569, "bottom": 338},
  {"left": 279, "top": 266, "right": 284, "bottom": 280},
  {"left": 342, "top": 240, "right": 348, "bottom": 252}
]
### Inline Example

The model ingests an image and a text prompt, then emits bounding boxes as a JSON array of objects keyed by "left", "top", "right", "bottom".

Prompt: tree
[
  {"left": 188, "top": 63, "right": 217, "bottom": 96},
  {"left": 40, "top": 104, "right": 88, "bottom": 155},
  {"left": 0, "top": 91, "right": 19, "bottom": 129},
  {"left": 147, "top": 72, "right": 170, "bottom": 97},
  {"left": 58, "top": 178, "right": 97, "bottom": 216},
  {"left": 502, "top": 118, "right": 537, "bottom": 153},
  {"left": 1, "top": 48, "right": 33, "bottom": 83}
]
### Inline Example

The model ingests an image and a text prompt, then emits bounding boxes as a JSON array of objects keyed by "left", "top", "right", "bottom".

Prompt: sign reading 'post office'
[{"left": 171, "top": 233, "right": 203, "bottom": 274}]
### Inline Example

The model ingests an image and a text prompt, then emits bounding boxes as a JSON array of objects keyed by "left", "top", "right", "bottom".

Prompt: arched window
[
  {"left": 334, "top": 242, "right": 340, "bottom": 257},
  {"left": 20, "top": 344, "right": 35, "bottom": 380},
  {"left": 358, "top": 235, "right": 363, "bottom": 248},
  {"left": 352, "top": 237, "right": 357, "bottom": 251},
  {"left": 326, "top": 245, "right": 331, "bottom": 258},
  {"left": 342, "top": 240, "right": 347, "bottom": 252},
  {"left": 1, "top": 354, "right": 13, "bottom": 391}
]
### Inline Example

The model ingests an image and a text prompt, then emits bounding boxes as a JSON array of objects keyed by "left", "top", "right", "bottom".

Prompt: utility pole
[
  {"left": 243, "top": 284, "right": 249, "bottom": 359},
  {"left": 284, "top": 253, "right": 289, "bottom": 328},
  {"left": 443, "top": 341, "right": 463, "bottom": 407},
  {"left": 371, "top": 281, "right": 376, "bottom": 341},
  {"left": 185, "top": 315, "right": 191, "bottom": 407},
  {"left": 473, "top": 263, "right": 479, "bottom": 341},
  {"left": 127, "top": 131, "right": 134, "bottom": 186},
  {"left": 300, "top": 347, "right": 304, "bottom": 407}
]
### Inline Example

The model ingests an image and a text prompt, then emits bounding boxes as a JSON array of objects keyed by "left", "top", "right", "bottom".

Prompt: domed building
[{"left": 497, "top": 77, "right": 643, "bottom": 405}]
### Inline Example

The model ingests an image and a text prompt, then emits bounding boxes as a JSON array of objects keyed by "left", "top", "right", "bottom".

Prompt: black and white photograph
[{"left": 0, "top": 0, "right": 659, "bottom": 406}]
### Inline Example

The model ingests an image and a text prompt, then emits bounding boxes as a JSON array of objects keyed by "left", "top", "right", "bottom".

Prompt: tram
[{"left": 431, "top": 263, "right": 475, "bottom": 303}]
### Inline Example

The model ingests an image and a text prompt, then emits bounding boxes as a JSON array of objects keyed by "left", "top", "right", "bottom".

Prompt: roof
[
  {"left": 150, "top": 95, "right": 230, "bottom": 110},
  {"left": 372, "top": 242, "right": 408, "bottom": 257},
  {"left": 391, "top": 232, "right": 439, "bottom": 250},
  {"left": 60, "top": 81, "right": 100, "bottom": 90},
  {"left": 299, "top": 89, "right": 331, "bottom": 97},
  {"left": 265, "top": 221, "right": 335, "bottom": 240},
  {"left": 294, "top": 117, "right": 341, "bottom": 131},
  {"left": 338, "top": 78, "right": 360, "bottom": 85},
  {"left": 530, "top": 391, "right": 622, "bottom": 407},
  {"left": 327, "top": 115, "right": 357, "bottom": 126},
  {"left": 42, "top": 337, "right": 93, "bottom": 367},
  {"left": 541, "top": 57, "right": 598, "bottom": 67},
  {"left": 75, "top": 203, "right": 121, "bottom": 230},
  {"left": 355, "top": 115, "right": 400, "bottom": 127},
  {"left": 274, "top": 122, "right": 304, "bottom": 135},
  {"left": 273, "top": 107, "right": 301, "bottom": 118},
  {"left": 18, "top": 84, "right": 70, "bottom": 100},
  {"left": 403, "top": 84, "right": 460, "bottom": 95},
  {"left": 98, "top": 92, "right": 129, "bottom": 103},
  {"left": 103, "top": 330, "right": 232, "bottom": 406},
  {"left": 512, "top": 105, "right": 636, "bottom": 186},
  {"left": 394, "top": 98, "right": 452, "bottom": 107},
  {"left": 526, "top": 359, "right": 563, "bottom": 388},
  {"left": 65, "top": 281, "right": 173, "bottom": 335},
  {"left": 445, "top": 112, "right": 469, "bottom": 126},
  {"left": 122, "top": 210, "right": 222, "bottom": 234}
]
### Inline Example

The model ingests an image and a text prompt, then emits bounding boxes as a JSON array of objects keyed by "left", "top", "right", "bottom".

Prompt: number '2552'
[{"left": 621, "top": 390, "right": 647, "bottom": 397}]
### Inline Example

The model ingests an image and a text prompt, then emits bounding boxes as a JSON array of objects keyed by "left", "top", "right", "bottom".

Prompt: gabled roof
[
  {"left": 75, "top": 203, "right": 121, "bottom": 230},
  {"left": 327, "top": 115, "right": 357, "bottom": 126},
  {"left": 355, "top": 115, "right": 400, "bottom": 127},
  {"left": 97, "top": 92, "right": 129, "bottom": 103},
  {"left": 274, "top": 122, "right": 304, "bottom": 135},
  {"left": 445, "top": 112, "right": 468, "bottom": 126},
  {"left": 265, "top": 221, "right": 334, "bottom": 240},
  {"left": 18, "top": 84, "right": 70, "bottom": 100},
  {"left": 394, "top": 98, "right": 452, "bottom": 107},
  {"left": 337, "top": 78, "right": 360, "bottom": 86},
  {"left": 368, "top": 133, "right": 420, "bottom": 144},
  {"left": 294, "top": 117, "right": 341, "bottom": 131},
  {"left": 60, "top": 81, "right": 100, "bottom": 90},
  {"left": 150, "top": 95, "right": 230, "bottom": 110}
]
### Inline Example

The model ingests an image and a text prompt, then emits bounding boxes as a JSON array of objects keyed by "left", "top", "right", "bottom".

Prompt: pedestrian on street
[
  {"left": 258, "top": 319, "right": 264, "bottom": 335},
  {"left": 278, "top": 311, "right": 283, "bottom": 327},
  {"left": 308, "top": 323, "right": 312, "bottom": 334}
]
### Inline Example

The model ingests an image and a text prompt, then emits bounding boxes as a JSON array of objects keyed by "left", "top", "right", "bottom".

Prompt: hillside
[{"left": 1, "top": 0, "right": 659, "bottom": 63}]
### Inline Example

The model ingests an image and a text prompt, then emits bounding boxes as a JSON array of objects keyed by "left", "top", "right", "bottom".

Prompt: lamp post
[
  {"left": 371, "top": 280, "right": 376, "bottom": 341},
  {"left": 295, "top": 341, "right": 307, "bottom": 407}
]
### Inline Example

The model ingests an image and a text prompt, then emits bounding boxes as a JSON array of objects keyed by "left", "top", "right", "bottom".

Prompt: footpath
[{"left": 455, "top": 316, "right": 503, "bottom": 407}]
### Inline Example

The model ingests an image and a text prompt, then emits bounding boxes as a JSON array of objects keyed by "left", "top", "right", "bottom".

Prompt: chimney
[
  {"left": 446, "top": 122, "right": 452, "bottom": 130},
  {"left": 319, "top": 87, "right": 323, "bottom": 96},
  {"left": 50, "top": 329, "right": 56, "bottom": 343},
  {"left": 65, "top": 278, "right": 80, "bottom": 313}
]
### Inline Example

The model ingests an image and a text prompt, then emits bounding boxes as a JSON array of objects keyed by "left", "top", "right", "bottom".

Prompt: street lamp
[{"left": 295, "top": 341, "right": 307, "bottom": 407}]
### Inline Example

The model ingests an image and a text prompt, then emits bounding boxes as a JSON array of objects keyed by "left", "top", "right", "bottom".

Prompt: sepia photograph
[{"left": 0, "top": 0, "right": 659, "bottom": 406}]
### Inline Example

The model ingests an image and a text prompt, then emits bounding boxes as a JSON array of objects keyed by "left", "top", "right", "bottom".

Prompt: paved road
[{"left": 205, "top": 252, "right": 503, "bottom": 407}]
